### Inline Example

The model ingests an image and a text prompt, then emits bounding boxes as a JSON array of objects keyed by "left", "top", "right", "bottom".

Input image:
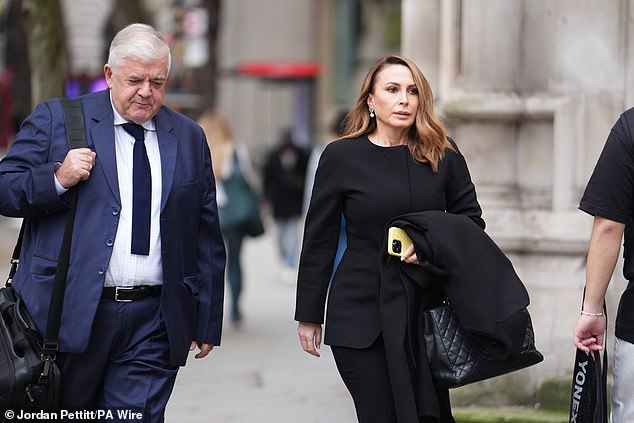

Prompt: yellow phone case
[{"left": 387, "top": 227, "right": 413, "bottom": 257}]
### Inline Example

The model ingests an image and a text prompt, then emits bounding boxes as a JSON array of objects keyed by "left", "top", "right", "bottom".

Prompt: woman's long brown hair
[{"left": 342, "top": 55, "right": 450, "bottom": 172}]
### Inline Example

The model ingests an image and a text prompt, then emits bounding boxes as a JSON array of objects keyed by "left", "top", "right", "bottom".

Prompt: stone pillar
[
  {"left": 402, "top": 0, "right": 631, "bottom": 400},
  {"left": 401, "top": 0, "right": 441, "bottom": 91}
]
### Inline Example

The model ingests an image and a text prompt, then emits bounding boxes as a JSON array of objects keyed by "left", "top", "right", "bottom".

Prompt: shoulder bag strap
[
  {"left": 597, "top": 302, "right": 608, "bottom": 423},
  {"left": 5, "top": 222, "right": 25, "bottom": 287},
  {"left": 580, "top": 288, "right": 608, "bottom": 423},
  {"left": 41, "top": 98, "right": 88, "bottom": 354}
]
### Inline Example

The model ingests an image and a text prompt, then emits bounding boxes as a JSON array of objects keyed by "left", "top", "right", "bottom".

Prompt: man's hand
[
  {"left": 572, "top": 216, "right": 623, "bottom": 353},
  {"left": 55, "top": 148, "right": 96, "bottom": 188},
  {"left": 573, "top": 314, "right": 606, "bottom": 353},
  {"left": 298, "top": 322, "right": 322, "bottom": 357},
  {"left": 190, "top": 341, "right": 215, "bottom": 359}
]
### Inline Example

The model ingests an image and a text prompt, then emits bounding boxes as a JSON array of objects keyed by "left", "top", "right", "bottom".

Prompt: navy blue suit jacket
[{"left": 0, "top": 89, "right": 226, "bottom": 366}]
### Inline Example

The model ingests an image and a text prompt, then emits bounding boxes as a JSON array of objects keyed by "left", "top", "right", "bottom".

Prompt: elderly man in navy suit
[{"left": 0, "top": 23, "right": 225, "bottom": 420}]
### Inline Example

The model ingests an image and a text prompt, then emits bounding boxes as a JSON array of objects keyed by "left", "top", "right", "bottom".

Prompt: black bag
[
  {"left": 423, "top": 303, "right": 544, "bottom": 389},
  {"left": 568, "top": 348, "right": 607, "bottom": 423},
  {"left": 0, "top": 98, "right": 87, "bottom": 410},
  {"left": 568, "top": 298, "right": 608, "bottom": 423},
  {"left": 0, "top": 285, "right": 61, "bottom": 409}
]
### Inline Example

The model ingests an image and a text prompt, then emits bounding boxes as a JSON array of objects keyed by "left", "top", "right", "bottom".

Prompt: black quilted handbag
[{"left": 423, "top": 303, "right": 544, "bottom": 389}]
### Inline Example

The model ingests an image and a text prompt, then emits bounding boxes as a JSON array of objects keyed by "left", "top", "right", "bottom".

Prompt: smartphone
[{"left": 387, "top": 227, "right": 413, "bottom": 257}]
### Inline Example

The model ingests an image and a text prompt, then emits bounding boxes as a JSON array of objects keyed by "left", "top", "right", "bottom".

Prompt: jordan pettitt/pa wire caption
[{"left": 3, "top": 408, "right": 145, "bottom": 421}]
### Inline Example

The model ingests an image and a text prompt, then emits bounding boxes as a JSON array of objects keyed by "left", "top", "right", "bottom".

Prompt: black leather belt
[{"left": 101, "top": 285, "right": 162, "bottom": 302}]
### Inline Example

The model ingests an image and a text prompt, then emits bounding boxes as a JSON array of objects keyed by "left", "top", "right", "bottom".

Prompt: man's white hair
[{"left": 107, "top": 23, "right": 171, "bottom": 73}]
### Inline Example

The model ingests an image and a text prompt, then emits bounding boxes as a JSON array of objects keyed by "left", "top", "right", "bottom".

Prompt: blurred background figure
[
  {"left": 303, "top": 109, "right": 348, "bottom": 214},
  {"left": 303, "top": 109, "right": 349, "bottom": 274},
  {"left": 199, "top": 109, "right": 263, "bottom": 325},
  {"left": 263, "top": 129, "right": 309, "bottom": 281}
]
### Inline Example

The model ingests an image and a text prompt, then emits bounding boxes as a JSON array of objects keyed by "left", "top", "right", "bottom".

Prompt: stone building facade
[{"left": 401, "top": 0, "right": 631, "bottom": 399}]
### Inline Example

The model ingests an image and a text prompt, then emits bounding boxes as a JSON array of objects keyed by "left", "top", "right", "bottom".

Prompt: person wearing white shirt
[{"left": 0, "top": 24, "right": 225, "bottom": 419}]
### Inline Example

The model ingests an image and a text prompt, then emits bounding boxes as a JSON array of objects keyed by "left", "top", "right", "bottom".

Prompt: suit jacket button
[
  {"left": 106, "top": 239, "right": 114, "bottom": 247},
  {"left": 98, "top": 267, "right": 106, "bottom": 275},
  {"left": 112, "top": 208, "right": 120, "bottom": 216}
]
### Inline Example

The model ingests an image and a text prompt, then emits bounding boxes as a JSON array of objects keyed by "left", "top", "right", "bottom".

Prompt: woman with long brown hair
[{"left": 294, "top": 56, "right": 484, "bottom": 422}]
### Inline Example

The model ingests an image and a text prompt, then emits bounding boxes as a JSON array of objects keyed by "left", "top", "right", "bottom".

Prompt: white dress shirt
[
  {"left": 55, "top": 99, "right": 164, "bottom": 287},
  {"left": 105, "top": 105, "right": 164, "bottom": 287}
]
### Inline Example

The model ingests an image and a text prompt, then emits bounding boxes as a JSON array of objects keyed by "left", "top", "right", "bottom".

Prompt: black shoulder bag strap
[
  {"left": 595, "top": 302, "right": 608, "bottom": 423},
  {"left": 8, "top": 98, "right": 88, "bottom": 356},
  {"left": 6, "top": 224, "right": 24, "bottom": 286},
  {"left": 569, "top": 290, "right": 608, "bottom": 423},
  {"left": 42, "top": 98, "right": 88, "bottom": 354}
]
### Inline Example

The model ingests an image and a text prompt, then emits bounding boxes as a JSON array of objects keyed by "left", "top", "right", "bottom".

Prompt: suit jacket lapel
[
  {"left": 88, "top": 90, "right": 121, "bottom": 204},
  {"left": 155, "top": 107, "right": 177, "bottom": 212}
]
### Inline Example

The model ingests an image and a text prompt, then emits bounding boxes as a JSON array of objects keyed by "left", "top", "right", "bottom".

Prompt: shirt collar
[{"left": 109, "top": 92, "right": 156, "bottom": 131}]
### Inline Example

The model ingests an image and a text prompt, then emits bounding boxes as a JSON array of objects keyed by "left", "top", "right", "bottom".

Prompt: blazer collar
[
  {"left": 88, "top": 90, "right": 119, "bottom": 203},
  {"left": 87, "top": 89, "right": 177, "bottom": 211},
  {"left": 154, "top": 106, "right": 177, "bottom": 212}
]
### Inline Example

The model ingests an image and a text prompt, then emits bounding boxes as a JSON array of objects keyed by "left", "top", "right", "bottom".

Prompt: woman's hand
[
  {"left": 400, "top": 243, "right": 419, "bottom": 264},
  {"left": 298, "top": 322, "right": 322, "bottom": 357}
]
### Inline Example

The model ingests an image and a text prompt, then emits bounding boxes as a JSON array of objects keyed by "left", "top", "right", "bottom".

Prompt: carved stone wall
[{"left": 402, "top": 0, "right": 632, "bottom": 394}]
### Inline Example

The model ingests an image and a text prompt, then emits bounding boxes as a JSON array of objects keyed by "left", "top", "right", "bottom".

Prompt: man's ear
[{"left": 103, "top": 64, "right": 113, "bottom": 88}]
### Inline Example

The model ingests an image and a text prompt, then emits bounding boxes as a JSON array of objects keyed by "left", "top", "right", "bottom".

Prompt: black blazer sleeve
[
  {"left": 294, "top": 145, "right": 343, "bottom": 323},
  {"left": 445, "top": 138, "right": 485, "bottom": 229}
]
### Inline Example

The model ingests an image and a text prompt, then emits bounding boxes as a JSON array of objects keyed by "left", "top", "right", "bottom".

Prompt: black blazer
[{"left": 294, "top": 135, "right": 484, "bottom": 348}]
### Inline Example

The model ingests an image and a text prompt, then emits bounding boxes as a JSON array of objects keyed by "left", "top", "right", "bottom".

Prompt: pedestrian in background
[
  {"left": 295, "top": 55, "right": 484, "bottom": 422},
  {"left": 263, "top": 129, "right": 309, "bottom": 281},
  {"left": 0, "top": 23, "right": 225, "bottom": 419},
  {"left": 199, "top": 109, "right": 263, "bottom": 325},
  {"left": 573, "top": 108, "right": 634, "bottom": 422}
]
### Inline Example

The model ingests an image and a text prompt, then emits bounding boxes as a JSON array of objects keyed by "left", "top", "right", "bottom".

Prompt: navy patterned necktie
[{"left": 122, "top": 122, "right": 151, "bottom": 255}]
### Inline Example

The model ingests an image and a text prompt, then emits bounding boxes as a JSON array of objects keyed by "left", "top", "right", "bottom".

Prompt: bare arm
[{"left": 573, "top": 216, "right": 624, "bottom": 352}]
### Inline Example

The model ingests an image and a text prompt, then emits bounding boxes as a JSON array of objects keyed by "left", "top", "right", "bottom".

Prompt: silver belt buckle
[{"left": 114, "top": 286, "right": 134, "bottom": 302}]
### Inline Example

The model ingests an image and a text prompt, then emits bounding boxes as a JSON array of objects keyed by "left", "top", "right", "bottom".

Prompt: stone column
[{"left": 401, "top": 0, "right": 441, "bottom": 91}]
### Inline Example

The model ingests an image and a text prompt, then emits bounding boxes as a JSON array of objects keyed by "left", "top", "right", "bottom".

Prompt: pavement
[
  {"left": 0, "top": 217, "right": 357, "bottom": 422},
  {"left": 166, "top": 227, "right": 357, "bottom": 422}
]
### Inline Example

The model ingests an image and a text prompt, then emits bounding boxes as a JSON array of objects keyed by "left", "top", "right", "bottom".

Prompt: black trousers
[
  {"left": 331, "top": 335, "right": 451, "bottom": 423},
  {"left": 332, "top": 335, "right": 397, "bottom": 422}
]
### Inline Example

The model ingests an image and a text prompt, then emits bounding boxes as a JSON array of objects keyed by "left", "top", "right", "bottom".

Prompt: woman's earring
[{"left": 369, "top": 106, "right": 375, "bottom": 118}]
